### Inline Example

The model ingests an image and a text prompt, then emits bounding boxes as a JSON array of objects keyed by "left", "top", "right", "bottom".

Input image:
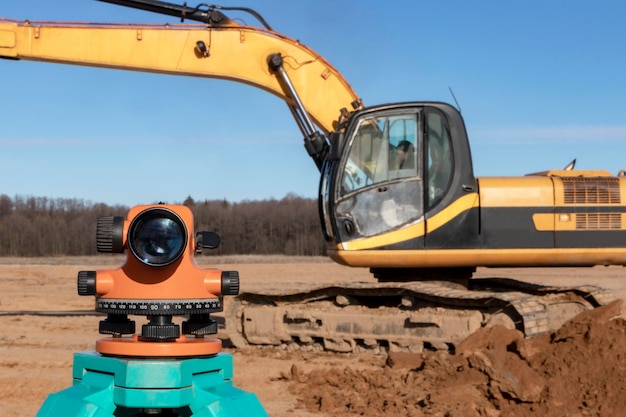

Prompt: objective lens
[{"left": 128, "top": 208, "right": 187, "bottom": 266}]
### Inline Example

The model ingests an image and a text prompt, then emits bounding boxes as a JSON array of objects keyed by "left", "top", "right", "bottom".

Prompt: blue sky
[{"left": 2, "top": 1, "right": 625, "bottom": 206}]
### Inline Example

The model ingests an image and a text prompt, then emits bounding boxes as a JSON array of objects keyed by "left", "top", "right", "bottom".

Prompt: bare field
[{"left": 1, "top": 256, "right": 625, "bottom": 416}]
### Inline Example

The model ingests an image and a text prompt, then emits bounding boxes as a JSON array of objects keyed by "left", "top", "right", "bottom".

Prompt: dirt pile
[{"left": 286, "top": 300, "right": 626, "bottom": 417}]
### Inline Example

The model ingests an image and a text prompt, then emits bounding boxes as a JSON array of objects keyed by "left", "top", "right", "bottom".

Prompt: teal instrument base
[{"left": 35, "top": 351, "right": 268, "bottom": 417}]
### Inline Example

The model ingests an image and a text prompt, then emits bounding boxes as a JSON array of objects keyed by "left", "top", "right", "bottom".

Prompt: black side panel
[
  {"left": 378, "top": 235, "right": 425, "bottom": 250},
  {"left": 481, "top": 207, "right": 554, "bottom": 249},
  {"left": 556, "top": 230, "right": 626, "bottom": 248},
  {"left": 425, "top": 207, "right": 481, "bottom": 249}
]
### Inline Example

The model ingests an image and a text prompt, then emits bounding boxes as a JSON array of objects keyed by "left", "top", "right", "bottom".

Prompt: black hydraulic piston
[
  {"left": 96, "top": 0, "right": 233, "bottom": 25},
  {"left": 268, "top": 53, "right": 329, "bottom": 169},
  {"left": 96, "top": 0, "right": 274, "bottom": 29}
]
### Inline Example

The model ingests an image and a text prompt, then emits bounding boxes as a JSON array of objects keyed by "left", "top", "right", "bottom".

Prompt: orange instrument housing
[{"left": 78, "top": 204, "right": 238, "bottom": 357}]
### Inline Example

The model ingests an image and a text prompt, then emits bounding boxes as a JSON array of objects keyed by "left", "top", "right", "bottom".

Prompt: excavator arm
[{"left": 0, "top": 1, "right": 362, "bottom": 167}]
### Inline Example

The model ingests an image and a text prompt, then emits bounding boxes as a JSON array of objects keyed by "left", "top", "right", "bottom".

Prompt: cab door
[
  {"left": 422, "top": 106, "right": 480, "bottom": 249},
  {"left": 330, "top": 108, "right": 426, "bottom": 249}
]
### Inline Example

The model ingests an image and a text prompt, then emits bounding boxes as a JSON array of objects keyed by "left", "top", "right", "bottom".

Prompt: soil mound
[{"left": 286, "top": 300, "right": 626, "bottom": 417}]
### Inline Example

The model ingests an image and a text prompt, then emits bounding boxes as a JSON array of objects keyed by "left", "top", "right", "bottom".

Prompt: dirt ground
[{"left": 1, "top": 256, "right": 625, "bottom": 417}]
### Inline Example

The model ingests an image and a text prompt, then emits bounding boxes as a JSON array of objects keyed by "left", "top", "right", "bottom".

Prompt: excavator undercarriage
[{"left": 224, "top": 277, "right": 615, "bottom": 353}]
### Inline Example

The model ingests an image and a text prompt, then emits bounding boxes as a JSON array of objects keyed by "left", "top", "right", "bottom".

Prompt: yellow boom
[{"left": 0, "top": 17, "right": 360, "bottom": 135}]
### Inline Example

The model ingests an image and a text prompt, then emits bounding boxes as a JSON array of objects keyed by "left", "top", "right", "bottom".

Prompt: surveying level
[{"left": 36, "top": 204, "right": 268, "bottom": 417}]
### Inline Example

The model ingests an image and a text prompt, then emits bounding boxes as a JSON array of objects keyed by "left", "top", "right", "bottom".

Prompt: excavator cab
[{"left": 320, "top": 102, "right": 479, "bottom": 264}]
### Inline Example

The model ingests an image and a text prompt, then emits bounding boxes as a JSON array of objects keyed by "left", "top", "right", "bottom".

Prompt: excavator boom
[{"left": 0, "top": 12, "right": 360, "bottom": 147}]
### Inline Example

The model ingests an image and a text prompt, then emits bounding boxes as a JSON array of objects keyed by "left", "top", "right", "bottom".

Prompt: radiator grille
[
  {"left": 562, "top": 177, "right": 621, "bottom": 204},
  {"left": 575, "top": 213, "right": 622, "bottom": 230}
]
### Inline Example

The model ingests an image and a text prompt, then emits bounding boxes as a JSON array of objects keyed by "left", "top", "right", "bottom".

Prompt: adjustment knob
[
  {"left": 77, "top": 270, "right": 96, "bottom": 296},
  {"left": 99, "top": 314, "right": 135, "bottom": 335},
  {"left": 141, "top": 324, "right": 180, "bottom": 340},
  {"left": 141, "top": 316, "right": 180, "bottom": 340},
  {"left": 221, "top": 271, "right": 240, "bottom": 296},
  {"left": 96, "top": 216, "right": 125, "bottom": 253},
  {"left": 182, "top": 314, "right": 218, "bottom": 336}
]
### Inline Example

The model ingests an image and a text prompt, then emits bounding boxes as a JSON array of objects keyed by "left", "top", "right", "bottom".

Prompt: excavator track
[{"left": 223, "top": 279, "right": 616, "bottom": 353}]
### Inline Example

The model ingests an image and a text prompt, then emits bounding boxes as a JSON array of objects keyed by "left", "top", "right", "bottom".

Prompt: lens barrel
[{"left": 127, "top": 208, "right": 188, "bottom": 267}]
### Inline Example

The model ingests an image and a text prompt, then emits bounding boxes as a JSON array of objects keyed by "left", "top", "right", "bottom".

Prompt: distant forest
[{"left": 0, "top": 194, "right": 325, "bottom": 257}]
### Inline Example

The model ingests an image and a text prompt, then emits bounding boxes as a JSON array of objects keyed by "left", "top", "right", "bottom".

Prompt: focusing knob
[
  {"left": 96, "top": 216, "right": 125, "bottom": 253},
  {"left": 77, "top": 271, "right": 96, "bottom": 296},
  {"left": 221, "top": 271, "right": 240, "bottom": 296}
]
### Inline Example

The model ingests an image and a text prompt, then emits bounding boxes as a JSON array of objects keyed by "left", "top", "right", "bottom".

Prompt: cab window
[
  {"left": 341, "top": 114, "right": 419, "bottom": 195},
  {"left": 426, "top": 111, "right": 453, "bottom": 206}
]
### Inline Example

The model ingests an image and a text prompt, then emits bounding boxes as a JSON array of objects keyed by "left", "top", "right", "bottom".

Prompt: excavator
[{"left": 1, "top": 0, "right": 625, "bottom": 353}]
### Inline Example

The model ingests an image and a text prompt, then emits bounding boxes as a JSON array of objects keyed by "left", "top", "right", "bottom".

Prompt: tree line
[{"left": 0, "top": 193, "right": 325, "bottom": 257}]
